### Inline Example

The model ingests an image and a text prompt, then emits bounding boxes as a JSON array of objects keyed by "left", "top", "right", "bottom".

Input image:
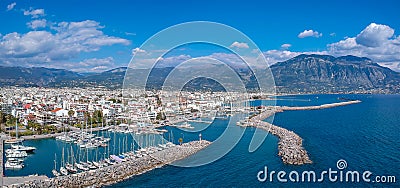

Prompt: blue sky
[{"left": 1, "top": 0, "right": 400, "bottom": 72}]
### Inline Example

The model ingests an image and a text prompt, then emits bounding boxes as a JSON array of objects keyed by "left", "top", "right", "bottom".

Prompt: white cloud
[
  {"left": 7, "top": 2, "right": 16, "bottom": 11},
  {"left": 53, "top": 57, "right": 116, "bottom": 72},
  {"left": 298, "top": 29, "right": 322, "bottom": 38},
  {"left": 132, "top": 47, "right": 146, "bottom": 55},
  {"left": 76, "top": 57, "right": 115, "bottom": 72},
  {"left": 23, "top": 8, "right": 45, "bottom": 18},
  {"left": 125, "top": 32, "right": 136, "bottom": 36},
  {"left": 355, "top": 23, "right": 394, "bottom": 47},
  {"left": 27, "top": 19, "right": 47, "bottom": 30},
  {"left": 263, "top": 50, "right": 328, "bottom": 66},
  {"left": 280, "top": 43, "right": 292, "bottom": 49},
  {"left": 328, "top": 23, "right": 400, "bottom": 72},
  {"left": 230, "top": 41, "right": 249, "bottom": 49},
  {"left": 0, "top": 20, "right": 130, "bottom": 70},
  {"left": 330, "top": 33, "right": 336, "bottom": 37}
]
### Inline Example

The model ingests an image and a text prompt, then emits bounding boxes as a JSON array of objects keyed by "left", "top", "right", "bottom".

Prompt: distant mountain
[
  {"left": 1, "top": 54, "right": 399, "bottom": 93},
  {"left": 0, "top": 66, "right": 82, "bottom": 87},
  {"left": 270, "top": 54, "right": 400, "bottom": 93}
]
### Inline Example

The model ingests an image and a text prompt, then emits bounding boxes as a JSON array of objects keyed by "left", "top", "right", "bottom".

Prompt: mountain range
[{"left": 0, "top": 54, "right": 399, "bottom": 93}]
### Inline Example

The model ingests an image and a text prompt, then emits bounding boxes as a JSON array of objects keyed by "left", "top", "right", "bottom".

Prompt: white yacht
[
  {"left": 11, "top": 144, "right": 36, "bottom": 153},
  {"left": 6, "top": 149, "right": 28, "bottom": 158},
  {"left": 5, "top": 160, "right": 24, "bottom": 169}
]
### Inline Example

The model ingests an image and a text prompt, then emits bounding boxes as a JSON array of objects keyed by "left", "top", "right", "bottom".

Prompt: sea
[{"left": 4, "top": 94, "right": 400, "bottom": 187}]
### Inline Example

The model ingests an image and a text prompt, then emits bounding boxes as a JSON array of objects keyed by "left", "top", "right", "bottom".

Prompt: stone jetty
[
  {"left": 278, "top": 100, "right": 361, "bottom": 111},
  {"left": 243, "top": 100, "right": 361, "bottom": 165},
  {"left": 4, "top": 140, "right": 211, "bottom": 188},
  {"left": 246, "top": 109, "right": 312, "bottom": 165}
]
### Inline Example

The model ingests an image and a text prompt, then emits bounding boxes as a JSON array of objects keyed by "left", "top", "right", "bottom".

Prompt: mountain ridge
[{"left": 1, "top": 54, "right": 399, "bottom": 93}]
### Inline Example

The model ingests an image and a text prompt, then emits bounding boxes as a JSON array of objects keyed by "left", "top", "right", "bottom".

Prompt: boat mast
[
  {"left": 15, "top": 111, "right": 18, "bottom": 139},
  {"left": 54, "top": 153, "right": 57, "bottom": 170}
]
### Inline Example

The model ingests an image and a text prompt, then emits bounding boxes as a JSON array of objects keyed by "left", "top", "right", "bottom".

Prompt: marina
[{"left": 3, "top": 140, "right": 211, "bottom": 187}]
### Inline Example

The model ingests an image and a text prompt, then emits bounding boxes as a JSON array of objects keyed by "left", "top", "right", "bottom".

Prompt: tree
[
  {"left": 93, "top": 110, "right": 103, "bottom": 123},
  {"left": 68, "top": 110, "right": 75, "bottom": 128},
  {"left": 0, "top": 111, "right": 4, "bottom": 124},
  {"left": 68, "top": 110, "right": 75, "bottom": 118}
]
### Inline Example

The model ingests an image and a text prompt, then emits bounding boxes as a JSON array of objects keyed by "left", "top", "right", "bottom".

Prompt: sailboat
[
  {"left": 8, "top": 112, "right": 36, "bottom": 153},
  {"left": 60, "top": 148, "right": 68, "bottom": 176},
  {"left": 5, "top": 112, "right": 24, "bottom": 144},
  {"left": 66, "top": 146, "right": 78, "bottom": 173},
  {"left": 52, "top": 153, "right": 61, "bottom": 177}
]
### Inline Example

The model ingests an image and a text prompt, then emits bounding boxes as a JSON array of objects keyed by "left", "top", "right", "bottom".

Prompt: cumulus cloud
[
  {"left": 0, "top": 20, "right": 130, "bottom": 70},
  {"left": 132, "top": 47, "right": 146, "bottom": 55},
  {"left": 328, "top": 23, "right": 400, "bottom": 72},
  {"left": 27, "top": 19, "right": 47, "bottom": 29},
  {"left": 355, "top": 23, "right": 394, "bottom": 47},
  {"left": 230, "top": 41, "right": 249, "bottom": 49},
  {"left": 298, "top": 29, "right": 322, "bottom": 38},
  {"left": 280, "top": 43, "right": 292, "bottom": 49},
  {"left": 73, "top": 57, "right": 115, "bottom": 72},
  {"left": 7, "top": 2, "right": 16, "bottom": 11},
  {"left": 23, "top": 8, "right": 45, "bottom": 18},
  {"left": 263, "top": 50, "right": 328, "bottom": 66}
]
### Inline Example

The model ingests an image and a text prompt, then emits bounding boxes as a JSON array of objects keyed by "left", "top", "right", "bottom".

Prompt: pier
[
  {"left": 278, "top": 100, "right": 361, "bottom": 111},
  {"left": 3, "top": 140, "right": 210, "bottom": 188},
  {"left": 242, "top": 100, "right": 361, "bottom": 165}
]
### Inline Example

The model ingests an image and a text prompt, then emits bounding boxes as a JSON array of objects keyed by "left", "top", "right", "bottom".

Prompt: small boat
[
  {"left": 76, "top": 163, "right": 89, "bottom": 171},
  {"left": 60, "top": 167, "right": 68, "bottom": 176},
  {"left": 86, "top": 161, "right": 97, "bottom": 169},
  {"left": 4, "top": 138, "right": 24, "bottom": 144},
  {"left": 104, "top": 158, "right": 115, "bottom": 165},
  {"left": 6, "top": 150, "right": 27, "bottom": 158},
  {"left": 52, "top": 169, "right": 61, "bottom": 177},
  {"left": 92, "top": 161, "right": 100, "bottom": 168},
  {"left": 11, "top": 144, "right": 36, "bottom": 153},
  {"left": 5, "top": 160, "right": 24, "bottom": 169},
  {"left": 52, "top": 153, "right": 61, "bottom": 177},
  {"left": 65, "top": 163, "right": 78, "bottom": 173},
  {"left": 177, "top": 122, "right": 195, "bottom": 129}
]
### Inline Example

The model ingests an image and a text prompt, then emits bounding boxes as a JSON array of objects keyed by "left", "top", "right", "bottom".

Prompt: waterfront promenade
[{"left": 4, "top": 140, "right": 211, "bottom": 188}]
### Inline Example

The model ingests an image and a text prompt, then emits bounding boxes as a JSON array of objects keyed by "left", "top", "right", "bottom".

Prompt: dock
[{"left": 4, "top": 140, "right": 211, "bottom": 188}]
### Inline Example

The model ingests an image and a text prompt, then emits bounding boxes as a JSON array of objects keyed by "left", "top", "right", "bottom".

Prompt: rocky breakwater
[
  {"left": 7, "top": 140, "right": 211, "bottom": 188},
  {"left": 246, "top": 109, "right": 312, "bottom": 165},
  {"left": 279, "top": 100, "right": 361, "bottom": 111}
]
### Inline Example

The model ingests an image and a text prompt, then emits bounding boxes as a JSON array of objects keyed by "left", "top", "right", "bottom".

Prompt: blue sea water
[{"left": 5, "top": 94, "right": 400, "bottom": 187}]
